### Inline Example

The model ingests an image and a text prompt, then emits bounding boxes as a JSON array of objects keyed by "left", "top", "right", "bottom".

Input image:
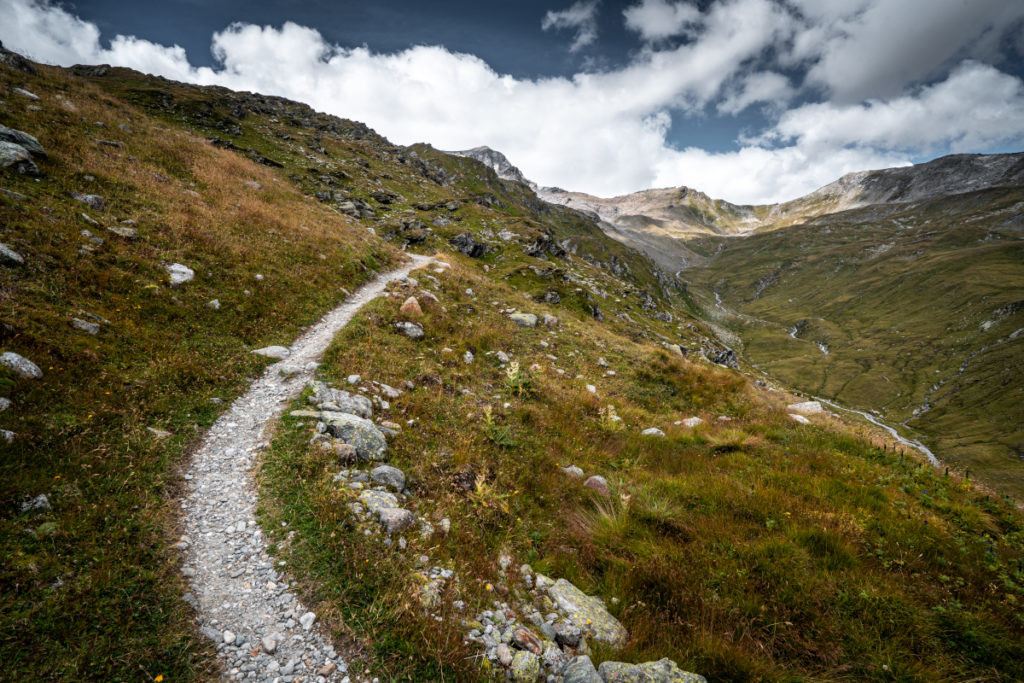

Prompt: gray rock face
[
  {"left": 0, "top": 125, "right": 47, "bottom": 158},
  {"left": 165, "top": 262, "right": 194, "bottom": 285},
  {"left": 370, "top": 464, "right": 405, "bottom": 490},
  {"left": 310, "top": 381, "right": 372, "bottom": 419},
  {"left": 0, "top": 141, "right": 39, "bottom": 175},
  {"left": 252, "top": 345, "right": 291, "bottom": 360},
  {"left": 509, "top": 313, "right": 538, "bottom": 328},
  {"left": 377, "top": 507, "right": 415, "bottom": 534},
  {"left": 1, "top": 351, "right": 43, "bottom": 379},
  {"left": 321, "top": 412, "right": 387, "bottom": 461},
  {"left": 0, "top": 242, "right": 24, "bottom": 266},
  {"left": 71, "top": 192, "right": 105, "bottom": 211},
  {"left": 563, "top": 656, "right": 602, "bottom": 683}
]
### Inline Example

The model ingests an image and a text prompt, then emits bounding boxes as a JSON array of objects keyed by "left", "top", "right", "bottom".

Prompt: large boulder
[
  {"left": 449, "top": 233, "right": 490, "bottom": 258},
  {"left": 598, "top": 659, "right": 707, "bottom": 683},
  {"left": 370, "top": 464, "right": 405, "bottom": 490},
  {"left": 545, "top": 578, "right": 626, "bottom": 647},
  {"left": 1, "top": 352, "right": 43, "bottom": 379},
  {"left": 0, "top": 141, "right": 39, "bottom": 175},
  {"left": 0, "top": 125, "right": 46, "bottom": 158},
  {"left": 321, "top": 411, "right": 387, "bottom": 461}
]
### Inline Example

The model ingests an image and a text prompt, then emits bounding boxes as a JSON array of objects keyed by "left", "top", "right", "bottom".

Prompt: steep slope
[
  {"left": 684, "top": 185, "right": 1024, "bottom": 497},
  {"left": 3, "top": 46, "right": 1024, "bottom": 683}
]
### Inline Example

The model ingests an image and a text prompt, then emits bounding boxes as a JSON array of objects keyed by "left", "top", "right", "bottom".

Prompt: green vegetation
[
  {"left": 683, "top": 190, "right": 1024, "bottom": 499},
  {"left": 3, "top": 51, "right": 1023, "bottom": 682}
]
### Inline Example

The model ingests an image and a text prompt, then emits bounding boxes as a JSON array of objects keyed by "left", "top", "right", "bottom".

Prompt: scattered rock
[
  {"left": 706, "top": 348, "right": 739, "bottom": 369},
  {"left": 543, "top": 314, "right": 559, "bottom": 328},
  {"left": 509, "top": 313, "right": 537, "bottom": 328},
  {"left": 106, "top": 225, "right": 137, "bottom": 239},
  {"left": 787, "top": 400, "right": 823, "bottom": 415},
  {"left": 583, "top": 475, "right": 609, "bottom": 496},
  {"left": 378, "top": 507, "right": 415, "bottom": 534},
  {"left": 497, "top": 643, "right": 514, "bottom": 667},
  {"left": 1, "top": 429, "right": 14, "bottom": 443},
  {"left": 370, "top": 464, "right": 405, "bottom": 490},
  {"left": 244, "top": 181, "right": 263, "bottom": 190},
  {"left": 598, "top": 658, "right": 707, "bottom": 683},
  {"left": 347, "top": 374, "right": 361, "bottom": 385},
  {"left": 642, "top": 427, "right": 665, "bottom": 437},
  {"left": 165, "top": 262, "right": 194, "bottom": 285},
  {"left": 400, "top": 296, "right": 423, "bottom": 316},
  {"left": 70, "top": 317, "right": 100, "bottom": 335},
  {"left": 261, "top": 636, "right": 277, "bottom": 654},
  {"left": 322, "top": 412, "right": 387, "bottom": 460},
  {"left": 562, "top": 465, "right": 585, "bottom": 479},
  {"left": 449, "top": 233, "right": 490, "bottom": 258},
  {"left": 395, "top": 321, "right": 424, "bottom": 339},
  {"left": 0, "top": 351, "right": 43, "bottom": 379},
  {"left": 0, "top": 397, "right": 10, "bottom": 411},
  {"left": 0, "top": 242, "right": 24, "bottom": 266},
  {"left": 252, "top": 345, "right": 290, "bottom": 360},
  {"left": 12, "top": 87, "right": 39, "bottom": 100},
  {"left": 547, "top": 578, "right": 626, "bottom": 646},
  {"left": 681, "top": 417, "right": 703, "bottom": 428},
  {"left": 310, "top": 381, "right": 373, "bottom": 419},
  {"left": 510, "top": 650, "right": 541, "bottom": 682},
  {"left": 553, "top": 620, "right": 582, "bottom": 647},
  {"left": 0, "top": 141, "right": 38, "bottom": 175},
  {"left": 0, "top": 125, "right": 46, "bottom": 157},
  {"left": 206, "top": 299, "right": 221, "bottom": 310},
  {"left": 70, "top": 192, "right": 105, "bottom": 211},
  {"left": 563, "top": 655, "right": 602, "bottom": 683},
  {"left": 147, "top": 427, "right": 172, "bottom": 438},
  {"left": 463, "top": 350, "right": 474, "bottom": 364},
  {"left": 299, "top": 611, "right": 316, "bottom": 630},
  {"left": 789, "top": 413, "right": 811, "bottom": 425},
  {"left": 512, "top": 627, "right": 544, "bottom": 655},
  {"left": 0, "top": 188, "right": 27, "bottom": 201},
  {"left": 223, "top": 630, "right": 236, "bottom": 645},
  {"left": 20, "top": 493, "right": 50, "bottom": 512}
]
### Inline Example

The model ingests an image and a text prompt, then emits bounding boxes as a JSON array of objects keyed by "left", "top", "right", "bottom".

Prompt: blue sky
[{"left": 3, "top": 0, "right": 1024, "bottom": 203}]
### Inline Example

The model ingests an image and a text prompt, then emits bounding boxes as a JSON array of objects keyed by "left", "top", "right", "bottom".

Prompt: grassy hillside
[
  {"left": 684, "top": 187, "right": 1024, "bottom": 499},
  {"left": 2, "top": 52, "right": 1023, "bottom": 682}
]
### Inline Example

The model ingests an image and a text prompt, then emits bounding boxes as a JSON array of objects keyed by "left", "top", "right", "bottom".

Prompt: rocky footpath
[{"left": 178, "top": 255, "right": 430, "bottom": 682}]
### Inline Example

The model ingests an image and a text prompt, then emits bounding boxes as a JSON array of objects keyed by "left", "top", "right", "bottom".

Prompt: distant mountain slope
[{"left": 447, "top": 145, "right": 537, "bottom": 189}]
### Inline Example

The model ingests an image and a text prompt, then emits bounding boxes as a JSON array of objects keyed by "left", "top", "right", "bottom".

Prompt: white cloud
[
  {"left": 0, "top": 0, "right": 1022, "bottom": 205},
  {"left": 541, "top": 1, "right": 600, "bottom": 52},
  {"left": 622, "top": 0, "right": 700, "bottom": 42}
]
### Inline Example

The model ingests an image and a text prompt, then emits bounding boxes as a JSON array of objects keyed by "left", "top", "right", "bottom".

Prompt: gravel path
[{"left": 180, "top": 255, "right": 431, "bottom": 682}]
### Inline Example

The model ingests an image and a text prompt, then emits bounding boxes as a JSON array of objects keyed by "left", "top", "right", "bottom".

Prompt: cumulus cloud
[
  {"left": 1, "top": 0, "right": 1022, "bottom": 205},
  {"left": 622, "top": 0, "right": 701, "bottom": 42},
  {"left": 541, "top": 0, "right": 600, "bottom": 52}
]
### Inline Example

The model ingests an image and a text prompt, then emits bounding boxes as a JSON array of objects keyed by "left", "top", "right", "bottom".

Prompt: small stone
[
  {"left": 395, "top": 321, "right": 424, "bottom": 339},
  {"left": 681, "top": 416, "right": 703, "bottom": 428},
  {"left": 583, "top": 475, "right": 609, "bottom": 496},
  {"left": 553, "top": 621, "right": 582, "bottom": 647},
  {"left": 106, "top": 225, "right": 137, "bottom": 239},
  {"left": 20, "top": 493, "right": 50, "bottom": 512},
  {"left": 378, "top": 507, "right": 415, "bottom": 534},
  {"left": 206, "top": 299, "right": 221, "bottom": 310},
  {"left": 252, "top": 346, "right": 290, "bottom": 360},
  {"left": 299, "top": 611, "right": 316, "bottom": 630},
  {"left": 512, "top": 628, "right": 543, "bottom": 655},
  {"left": 509, "top": 313, "right": 538, "bottom": 328},
  {"left": 244, "top": 181, "right": 263, "bottom": 190},
  {"left": 165, "top": 262, "right": 194, "bottom": 285},
  {"left": 347, "top": 374, "right": 361, "bottom": 385},
  {"left": 71, "top": 318, "right": 100, "bottom": 335},
  {"left": 317, "top": 662, "right": 336, "bottom": 676},
  {"left": 510, "top": 650, "right": 541, "bottom": 682},
  {"left": 147, "top": 427, "right": 171, "bottom": 438},
  {"left": 789, "top": 413, "right": 811, "bottom": 424},
  {"left": 585, "top": 384, "right": 596, "bottom": 394},
  {"left": 497, "top": 643, "right": 513, "bottom": 667},
  {"left": 70, "top": 192, "right": 105, "bottom": 211},
  {"left": 0, "top": 352, "right": 43, "bottom": 379},
  {"left": 400, "top": 297, "right": 423, "bottom": 316},
  {"left": 463, "top": 350, "right": 474, "bottom": 364},
  {"left": 561, "top": 465, "right": 584, "bottom": 479},
  {"left": 563, "top": 656, "right": 602, "bottom": 683},
  {"left": 0, "top": 242, "right": 24, "bottom": 266},
  {"left": 642, "top": 427, "right": 665, "bottom": 437},
  {"left": 0, "top": 397, "right": 10, "bottom": 411},
  {"left": 496, "top": 351, "right": 511, "bottom": 363},
  {"left": 223, "top": 630, "right": 236, "bottom": 645},
  {"left": 13, "top": 88, "right": 40, "bottom": 100}
]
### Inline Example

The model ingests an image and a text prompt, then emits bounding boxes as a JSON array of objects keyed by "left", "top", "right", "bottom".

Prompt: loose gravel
[{"left": 180, "top": 256, "right": 431, "bottom": 682}]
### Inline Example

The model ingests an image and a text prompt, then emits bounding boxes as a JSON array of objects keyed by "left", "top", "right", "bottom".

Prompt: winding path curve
[{"left": 179, "top": 255, "right": 431, "bottom": 682}]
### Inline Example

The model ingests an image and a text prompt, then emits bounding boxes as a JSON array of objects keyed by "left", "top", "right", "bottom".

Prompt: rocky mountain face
[{"left": 447, "top": 145, "right": 537, "bottom": 189}]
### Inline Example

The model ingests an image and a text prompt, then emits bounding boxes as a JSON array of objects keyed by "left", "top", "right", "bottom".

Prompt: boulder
[
  {"left": 358, "top": 489, "right": 399, "bottom": 513},
  {"left": 583, "top": 475, "right": 609, "bottom": 496},
  {"left": 681, "top": 417, "right": 703, "bottom": 428},
  {"left": 553, "top": 620, "right": 582, "bottom": 647},
  {"left": 543, "top": 314, "right": 559, "bottom": 328},
  {"left": 370, "top": 464, "right": 405, "bottom": 490},
  {"left": 706, "top": 348, "right": 738, "bottom": 369},
  {"left": 0, "top": 125, "right": 46, "bottom": 158},
  {"left": 449, "top": 233, "right": 490, "bottom": 258},
  {"left": 378, "top": 507, "right": 415, "bottom": 534},
  {"left": 0, "top": 242, "right": 24, "bottom": 266},
  {"left": 396, "top": 321, "right": 424, "bottom": 339},
  {"left": 0, "top": 351, "right": 43, "bottom": 379},
  {"left": 70, "top": 192, "right": 105, "bottom": 211},
  {"left": 563, "top": 656, "right": 602, "bottom": 683},
  {"left": 165, "top": 262, "right": 194, "bottom": 285},
  {"left": 321, "top": 412, "right": 387, "bottom": 461},
  {"left": 106, "top": 225, "right": 137, "bottom": 239},
  {"left": 512, "top": 627, "right": 543, "bottom": 655},
  {"left": 598, "top": 658, "right": 707, "bottom": 683},
  {"left": 71, "top": 318, "right": 100, "bottom": 335},
  {"left": 546, "top": 578, "right": 626, "bottom": 646},
  {"left": 400, "top": 296, "right": 423, "bottom": 316},
  {"left": 509, "top": 313, "right": 538, "bottom": 328},
  {"left": 641, "top": 427, "right": 665, "bottom": 437},
  {"left": 787, "top": 400, "right": 823, "bottom": 415},
  {"left": 252, "top": 345, "right": 290, "bottom": 360},
  {"left": 562, "top": 465, "right": 585, "bottom": 479},
  {"left": 0, "top": 141, "right": 39, "bottom": 175},
  {"left": 510, "top": 651, "right": 540, "bottom": 682},
  {"left": 789, "top": 413, "right": 811, "bottom": 425}
]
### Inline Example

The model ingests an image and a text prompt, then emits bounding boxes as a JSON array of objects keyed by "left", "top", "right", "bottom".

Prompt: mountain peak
[{"left": 446, "top": 145, "right": 537, "bottom": 189}]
